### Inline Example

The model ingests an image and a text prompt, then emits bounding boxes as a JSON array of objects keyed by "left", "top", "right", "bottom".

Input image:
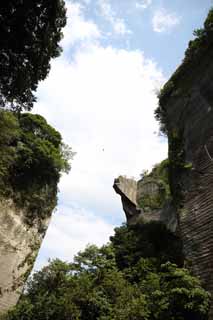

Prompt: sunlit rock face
[
  {"left": 0, "top": 199, "right": 50, "bottom": 312},
  {"left": 113, "top": 176, "right": 140, "bottom": 222},
  {"left": 113, "top": 176, "right": 177, "bottom": 231},
  {"left": 161, "top": 43, "right": 213, "bottom": 318}
]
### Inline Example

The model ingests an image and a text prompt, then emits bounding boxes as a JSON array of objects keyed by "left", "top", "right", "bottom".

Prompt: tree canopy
[
  {"left": 110, "top": 222, "right": 184, "bottom": 271},
  {"left": 0, "top": 0, "right": 66, "bottom": 111},
  {"left": 3, "top": 222, "right": 210, "bottom": 320}
]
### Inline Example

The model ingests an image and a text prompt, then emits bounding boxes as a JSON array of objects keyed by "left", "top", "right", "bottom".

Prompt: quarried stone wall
[
  {"left": 163, "top": 44, "right": 213, "bottom": 318},
  {"left": 113, "top": 176, "right": 177, "bottom": 231},
  {"left": 0, "top": 198, "right": 50, "bottom": 313}
]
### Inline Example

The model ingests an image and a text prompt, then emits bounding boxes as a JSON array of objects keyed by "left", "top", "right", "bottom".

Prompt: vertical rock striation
[
  {"left": 0, "top": 198, "right": 50, "bottom": 312},
  {"left": 0, "top": 112, "right": 71, "bottom": 313},
  {"left": 115, "top": 8, "right": 213, "bottom": 318},
  {"left": 158, "top": 28, "right": 213, "bottom": 317}
]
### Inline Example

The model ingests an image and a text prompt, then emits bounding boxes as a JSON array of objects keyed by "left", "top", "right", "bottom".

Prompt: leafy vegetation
[
  {"left": 110, "top": 222, "right": 184, "bottom": 270},
  {"left": 138, "top": 160, "right": 171, "bottom": 211},
  {"left": 155, "top": 8, "right": 213, "bottom": 134},
  {"left": 168, "top": 129, "right": 186, "bottom": 208},
  {"left": 0, "top": 0, "right": 71, "bottom": 222},
  {"left": 0, "top": 0, "right": 66, "bottom": 111},
  {"left": 167, "top": 128, "right": 193, "bottom": 210},
  {"left": 0, "top": 110, "right": 74, "bottom": 222},
  {"left": 0, "top": 3, "right": 211, "bottom": 319},
  {"left": 3, "top": 222, "right": 210, "bottom": 320}
]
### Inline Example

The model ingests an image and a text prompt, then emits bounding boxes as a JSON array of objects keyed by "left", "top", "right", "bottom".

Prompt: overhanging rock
[{"left": 113, "top": 175, "right": 177, "bottom": 232}]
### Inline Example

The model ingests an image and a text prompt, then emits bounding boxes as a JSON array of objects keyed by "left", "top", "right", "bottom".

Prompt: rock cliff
[
  {"left": 0, "top": 112, "right": 71, "bottom": 313},
  {"left": 0, "top": 198, "right": 50, "bottom": 312},
  {"left": 115, "top": 9, "right": 213, "bottom": 318},
  {"left": 113, "top": 173, "right": 177, "bottom": 232},
  {"left": 156, "top": 9, "right": 213, "bottom": 318},
  {"left": 160, "top": 46, "right": 213, "bottom": 319}
]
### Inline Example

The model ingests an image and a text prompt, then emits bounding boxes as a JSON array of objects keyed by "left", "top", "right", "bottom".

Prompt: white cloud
[
  {"left": 98, "top": 0, "right": 131, "bottom": 35},
  {"left": 152, "top": 9, "right": 181, "bottom": 33},
  {"left": 113, "top": 19, "right": 130, "bottom": 36},
  {"left": 61, "top": 2, "right": 101, "bottom": 48},
  {"left": 34, "top": 43, "right": 167, "bottom": 240},
  {"left": 81, "top": 0, "right": 91, "bottom": 4},
  {"left": 136, "top": 0, "right": 152, "bottom": 10},
  {"left": 34, "top": 206, "right": 115, "bottom": 270}
]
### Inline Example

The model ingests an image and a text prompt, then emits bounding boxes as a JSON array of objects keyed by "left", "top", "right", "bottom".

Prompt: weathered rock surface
[
  {"left": 0, "top": 198, "right": 50, "bottom": 313},
  {"left": 162, "top": 44, "right": 213, "bottom": 318},
  {"left": 113, "top": 176, "right": 177, "bottom": 231},
  {"left": 113, "top": 176, "right": 141, "bottom": 223}
]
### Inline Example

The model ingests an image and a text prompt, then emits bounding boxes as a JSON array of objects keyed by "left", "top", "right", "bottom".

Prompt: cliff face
[
  {"left": 114, "top": 9, "right": 213, "bottom": 317},
  {"left": 161, "top": 45, "right": 213, "bottom": 317},
  {"left": 0, "top": 112, "right": 71, "bottom": 313},
  {"left": 0, "top": 198, "right": 50, "bottom": 312}
]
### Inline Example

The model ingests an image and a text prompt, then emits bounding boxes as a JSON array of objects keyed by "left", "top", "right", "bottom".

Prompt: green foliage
[
  {"left": 0, "top": 110, "right": 74, "bottom": 221},
  {"left": 71, "top": 244, "right": 117, "bottom": 274},
  {"left": 0, "top": 0, "right": 66, "bottom": 111},
  {"left": 138, "top": 159, "right": 171, "bottom": 210},
  {"left": 138, "top": 192, "right": 164, "bottom": 211},
  {"left": 183, "top": 162, "right": 193, "bottom": 170},
  {"left": 0, "top": 111, "right": 20, "bottom": 187},
  {"left": 139, "top": 147, "right": 191, "bottom": 212},
  {"left": 155, "top": 8, "right": 213, "bottom": 134},
  {"left": 110, "top": 222, "right": 184, "bottom": 271},
  {"left": 13, "top": 113, "right": 70, "bottom": 187},
  {"left": 150, "top": 159, "right": 170, "bottom": 186},
  {"left": 140, "top": 262, "right": 210, "bottom": 320},
  {"left": 167, "top": 128, "right": 192, "bottom": 208},
  {"left": 4, "top": 234, "right": 210, "bottom": 320}
]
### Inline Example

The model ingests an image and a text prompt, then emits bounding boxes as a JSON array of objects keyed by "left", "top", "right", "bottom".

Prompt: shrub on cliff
[
  {"left": 0, "top": 110, "right": 74, "bottom": 220},
  {"left": 138, "top": 159, "right": 171, "bottom": 211},
  {"left": 155, "top": 8, "right": 213, "bottom": 134},
  {"left": 0, "top": 0, "right": 66, "bottom": 111}
]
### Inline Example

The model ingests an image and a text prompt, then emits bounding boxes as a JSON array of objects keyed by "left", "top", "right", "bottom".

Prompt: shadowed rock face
[
  {"left": 162, "top": 44, "right": 213, "bottom": 318},
  {"left": 113, "top": 176, "right": 177, "bottom": 231},
  {"left": 0, "top": 199, "right": 50, "bottom": 312}
]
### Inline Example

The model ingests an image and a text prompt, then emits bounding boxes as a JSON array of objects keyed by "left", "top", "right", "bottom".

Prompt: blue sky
[{"left": 33, "top": 0, "right": 212, "bottom": 270}]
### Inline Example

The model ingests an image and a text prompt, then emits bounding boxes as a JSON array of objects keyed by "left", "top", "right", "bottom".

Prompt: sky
[{"left": 33, "top": 0, "right": 212, "bottom": 270}]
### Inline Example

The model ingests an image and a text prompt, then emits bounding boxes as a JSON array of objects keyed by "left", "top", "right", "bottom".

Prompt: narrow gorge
[{"left": 0, "top": 2, "right": 213, "bottom": 319}]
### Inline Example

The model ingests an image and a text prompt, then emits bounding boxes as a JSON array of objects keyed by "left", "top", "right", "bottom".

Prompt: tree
[
  {"left": 0, "top": 111, "right": 20, "bottom": 183},
  {"left": 3, "top": 242, "right": 210, "bottom": 320},
  {"left": 110, "top": 222, "right": 184, "bottom": 271},
  {"left": 140, "top": 262, "right": 210, "bottom": 320},
  {"left": 0, "top": 0, "right": 66, "bottom": 111}
]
